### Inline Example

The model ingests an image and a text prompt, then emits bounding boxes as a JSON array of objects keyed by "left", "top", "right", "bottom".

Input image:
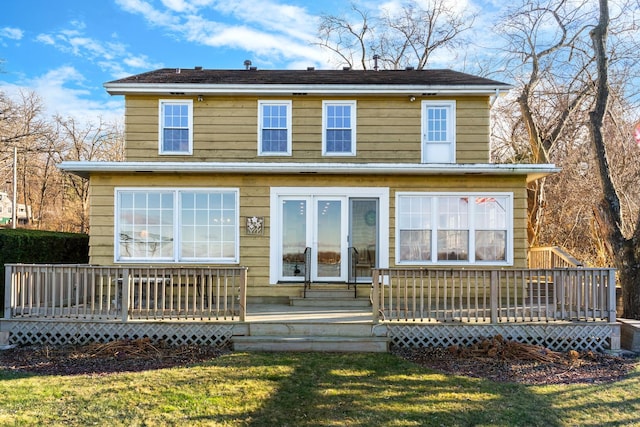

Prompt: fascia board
[{"left": 59, "top": 161, "right": 559, "bottom": 181}]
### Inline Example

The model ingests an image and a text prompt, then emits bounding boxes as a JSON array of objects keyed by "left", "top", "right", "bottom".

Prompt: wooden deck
[{"left": 1, "top": 261, "right": 621, "bottom": 352}]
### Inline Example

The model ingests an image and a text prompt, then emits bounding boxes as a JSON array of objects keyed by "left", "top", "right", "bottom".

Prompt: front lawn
[{"left": 0, "top": 351, "right": 638, "bottom": 426}]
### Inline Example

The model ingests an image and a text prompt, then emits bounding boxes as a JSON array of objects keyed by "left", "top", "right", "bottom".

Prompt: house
[
  {"left": 2, "top": 67, "right": 619, "bottom": 352},
  {"left": 0, "top": 191, "right": 32, "bottom": 225},
  {"left": 59, "top": 67, "right": 556, "bottom": 291}
]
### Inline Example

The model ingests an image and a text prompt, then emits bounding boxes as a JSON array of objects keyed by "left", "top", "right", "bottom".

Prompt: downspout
[{"left": 490, "top": 88, "right": 501, "bottom": 108}]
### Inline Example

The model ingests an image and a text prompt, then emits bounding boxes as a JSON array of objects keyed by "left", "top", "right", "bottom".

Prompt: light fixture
[
  {"left": 409, "top": 95, "right": 416, "bottom": 102},
  {"left": 197, "top": 95, "right": 204, "bottom": 102}
]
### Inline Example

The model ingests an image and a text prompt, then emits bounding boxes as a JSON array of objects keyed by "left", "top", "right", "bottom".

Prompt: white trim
[
  {"left": 114, "top": 187, "right": 240, "bottom": 264},
  {"left": 322, "top": 100, "right": 357, "bottom": 156},
  {"left": 269, "top": 187, "right": 389, "bottom": 284},
  {"left": 60, "top": 161, "right": 560, "bottom": 182},
  {"left": 257, "top": 100, "right": 292, "bottom": 156},
  {"left": 158, "top": 99, "right": 193, "bottom": 155},
  {"left": 395, "top": 191, "right": 513, "bottom": 266},
  {"left": 421, "top": 100, "right": 456, "bottom": 163},
  {"left": 106, "top": 83, "right": 512, "bottom": 96}
]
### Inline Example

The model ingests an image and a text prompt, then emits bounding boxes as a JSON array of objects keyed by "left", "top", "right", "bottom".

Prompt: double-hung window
[
  {"left": 159, "top": 100, "right": 193, "bottom": 155},
  {"left": 422, "top": 100, "right": 455, "bottom": 163},
  {"left": 323, "top": 100, "right": 356, "bottom": 156},
  {"left": 116, "top": 188, "right": 238, "bottom": 263},
  {"left": 397, "top": 193, "right": 511, "bottom": 265},
  {"left": 258, "top": 100, "right": 292, "bottom": 155}
]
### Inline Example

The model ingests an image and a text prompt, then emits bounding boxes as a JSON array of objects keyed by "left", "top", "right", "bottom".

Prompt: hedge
[{"left": 0, "top": 229, "right": 89, "bottom": 315}]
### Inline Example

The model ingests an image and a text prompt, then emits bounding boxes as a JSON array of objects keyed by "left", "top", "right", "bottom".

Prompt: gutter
[
  {"left": 104, "top": 83, "right": 514, "bottom": 97},
  {"left": 59, "top": 161, "right": 559, "bottom": 183}
]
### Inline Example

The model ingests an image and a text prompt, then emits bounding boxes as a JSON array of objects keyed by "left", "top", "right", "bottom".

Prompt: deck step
[
  {"left": 232, "top": 336, "right": 389, "bottom": 353},
  {"left": 247, "top": 322, "right": 387, "bottom": 337},
  {"left": 290, "top": 297, "right": 371, "bottom": 307},
  {"left": 303, "top": 289, "right": 358, "bottom": 299}
]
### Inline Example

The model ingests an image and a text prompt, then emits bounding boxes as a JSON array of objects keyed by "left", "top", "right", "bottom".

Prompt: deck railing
[
  {"left": 4, "top": 264, "right": 247, "bottom": 322},
  {"left": 528, "top": 246, "right": 583, "bottom": 268},
  {"left": 372, "top": 268, "right": 616, "bottom": 324}
]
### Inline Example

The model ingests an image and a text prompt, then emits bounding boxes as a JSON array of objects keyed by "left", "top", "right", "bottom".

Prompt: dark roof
[{"left": 106, "top": 68, "right": 510, "bottom": 87}]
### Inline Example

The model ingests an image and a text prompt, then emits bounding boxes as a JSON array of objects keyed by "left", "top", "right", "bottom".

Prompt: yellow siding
[
  {"left": 88, "top": 172, "right": 528, "bottom": 297},
  {"left": 124, "top": 95, "right": 490, "bottom": 164}
]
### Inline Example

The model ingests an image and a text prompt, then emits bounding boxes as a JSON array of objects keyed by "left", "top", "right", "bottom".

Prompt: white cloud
[
  {"left": 35, "top": 21, "right": 162, "bottom": 78},
  {"left": 1, "top": 66, "right": 124, "bottom": 124},
  {"left": 0, "top": 27, "right": 24, "bottom": 40},
  {"left": 115, "top": 0, "right": 329, "bottom": 68}
]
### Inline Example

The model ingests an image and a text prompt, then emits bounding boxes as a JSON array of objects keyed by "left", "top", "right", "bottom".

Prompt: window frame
[
  {"left": 114, "top": 187, "right": 239, "bottom": 264},
  {"left": 158, "top": 99, "right": 193, "bottom": 155},
  {"left": 395, "top": 192, "right": 512, "bottom": 266},
  {"left": 257, "top": 100, "right": 292, "bottom": 156},
  {"left": 421, "top": 100, "right": 456, "bottom": 163},
  {"left": 322, "top": 100, "right": 357, "bottom": 156}
]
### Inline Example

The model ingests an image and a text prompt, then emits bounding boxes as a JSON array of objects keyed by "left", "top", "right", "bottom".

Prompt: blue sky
[{"left": 1, "top": 0, "right": 501, "bottom": 123}]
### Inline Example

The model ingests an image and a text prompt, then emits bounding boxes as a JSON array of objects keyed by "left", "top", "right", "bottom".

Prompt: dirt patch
[
  {"left": 0, "top": 338, "right": 230, "bottom": 376},
  {"left": 0, "top": 337, "right": 637, "bottom": 384},
  {"left": 393, "top": 336, "right": 638, "bottom": 385}
]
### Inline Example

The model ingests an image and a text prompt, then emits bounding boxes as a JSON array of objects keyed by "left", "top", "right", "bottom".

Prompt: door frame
[{"left": 269, "top": 187, "right": 389, "bottom": 284}]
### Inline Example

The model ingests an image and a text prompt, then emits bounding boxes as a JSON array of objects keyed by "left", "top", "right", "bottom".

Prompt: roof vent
[
  {"left": 405, "top": 66, "right": 415, "bottom": 70},
  {"left": 343, "top": 66, "right": 351, "bottom": 70},
  {"left": 195, "top": 66, "right": 203, "bottom": 70},
  {"left": 249, "top": 66, "right": 258, "bottom": 71},
  {"left": 243, "top": 59, "right": 252, "bottom": 70},
  {"left": 307, "top": 66, "right": 315, "bottom": 71},
  {"left": 176, "top": 68, "right": 181, "bottom": 74}
]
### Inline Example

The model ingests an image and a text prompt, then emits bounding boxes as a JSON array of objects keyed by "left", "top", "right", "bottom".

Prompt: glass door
[
  {"left": 280, "top": 198, "right": 309, "bottom": 280},
  {"left": 349, "top": 199, "right": 378, "bottom": 282},
  {"left": 313, "top": 197, "right": 347, "bottom": 281}
]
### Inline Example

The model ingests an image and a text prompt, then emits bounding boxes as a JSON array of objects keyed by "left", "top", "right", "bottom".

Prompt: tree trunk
[{"left": 589, "top": 0, "right": 640, "bottom": 318}]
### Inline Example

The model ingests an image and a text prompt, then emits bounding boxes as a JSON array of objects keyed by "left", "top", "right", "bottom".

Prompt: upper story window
[
  {"left": 258, "top": 100, "right": 292, "bottom": 155},
  {"left": 322, "top": 100, "right": 356, "bottom": 156},
  {"left": 396, "top": 192, "right": 511, "bottom": 265},
  {"left": 422, "top": 100, "right": 455, "bottom": 163},
  {"left": 159, "top": 100, "right": 193, "bottom": 155}
]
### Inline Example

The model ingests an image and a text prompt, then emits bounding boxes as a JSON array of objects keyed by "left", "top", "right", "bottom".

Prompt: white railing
[
  {"left": 5, "top": 264, "right": 247, "bottom": 322},
  {"left": 372, "top": 268, "right": 616, "bottom": 323}
]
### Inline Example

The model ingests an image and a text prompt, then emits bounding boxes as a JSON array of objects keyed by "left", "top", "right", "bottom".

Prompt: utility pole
[{"left": 12, "top": 146, "right": 16, "bottom": 229}]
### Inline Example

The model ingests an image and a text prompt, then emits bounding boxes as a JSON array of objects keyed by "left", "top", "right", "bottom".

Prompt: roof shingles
[{"left": 107, "top": 68, "right": 510, "bottom": 87}]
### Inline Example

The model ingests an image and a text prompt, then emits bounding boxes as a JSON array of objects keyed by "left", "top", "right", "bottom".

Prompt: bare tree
[
  {"left": 52, "top": 116, "right": 124, "bottom": 233},
  {"left": 493, "top": 0, "right": 596, "bottom": 245},
  {"left": 316, "top": 1, "right": 476, "bottom": 70}
]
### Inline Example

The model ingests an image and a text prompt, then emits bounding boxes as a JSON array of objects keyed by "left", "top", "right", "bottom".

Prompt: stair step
[
  {"left": 290, "top": 297, "right": 371, "bottom": 307},
  {"left": 303, "top": 289, "right": 357, "bottom": 298},
  {"left": 232, "top": 336, "right": 389, "bottom": 353},
  {"left": 248, "top": 322, "right": 387, "bottom": 337}
]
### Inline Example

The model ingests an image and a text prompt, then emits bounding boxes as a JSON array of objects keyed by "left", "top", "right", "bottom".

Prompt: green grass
[{"left": 1, "top": 352, "right": 639, "bottom": 426}]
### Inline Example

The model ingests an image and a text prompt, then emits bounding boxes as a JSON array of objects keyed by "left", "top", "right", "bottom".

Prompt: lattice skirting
[
  {"left": 388, "top": 322, "right": 621, "bottom": 352},
  {"left": 1, "top": 320, "right": 236, "bottom": 347}
]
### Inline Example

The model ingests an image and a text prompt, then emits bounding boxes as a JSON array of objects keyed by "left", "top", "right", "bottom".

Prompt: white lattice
[
  {"left": 3, "top": 320, "right": 234, "bottom": 347},
  {"left": 387, "top": 323, "right": 619, "bottom": 352}
]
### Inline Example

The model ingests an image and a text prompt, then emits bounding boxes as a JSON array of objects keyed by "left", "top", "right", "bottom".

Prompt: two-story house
[{"left": 59, "top": 67, "right": 558, "bottom": 302}]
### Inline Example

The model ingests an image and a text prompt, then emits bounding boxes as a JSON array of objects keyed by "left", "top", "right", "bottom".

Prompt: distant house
[
  {"left": 57, "top": 67, "right": 559, "bottom": 300},
  {"left": 0, "top": 191, "right": 31, "bottom": 225}
]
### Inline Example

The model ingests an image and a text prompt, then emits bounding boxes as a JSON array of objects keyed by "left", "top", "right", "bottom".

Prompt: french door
[
  {"left": 280, "top": 196, "right": 348, "bottom": 282},
  {"left": 272, "top": 187, "right": 388, "bottom": 284}
]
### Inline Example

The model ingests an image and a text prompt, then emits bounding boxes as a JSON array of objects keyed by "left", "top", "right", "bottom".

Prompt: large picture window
[
  {"left": 116, "top": 188, "right": 238, "bottom": 263},
  {"left": 258, "top": 100, "right": 292, "bottom": 155},
  {"left": 396, "top": 193, "right": 511, "bottom": 265},
  {"left": 159, "top": 100, "right": 193, "bottom": 155},
  {"left": 322, "top": 100, "right": 356, "bottom": 155}
]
